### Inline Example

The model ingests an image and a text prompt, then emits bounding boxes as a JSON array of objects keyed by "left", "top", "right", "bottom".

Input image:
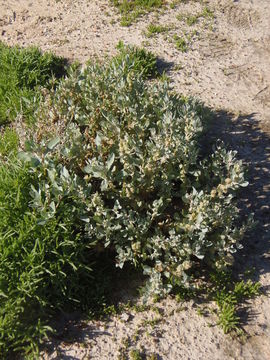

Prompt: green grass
[
  {"left": 202, "top": 6, "right": 214, "bottom": 19},
  {"left": 114, "top": 41, "right": 159, "bottom": 78},
  {"left": 130, "top": 349, "right": 143, "bottom": 360},
  {"left": 111, "top": 0, "right": 164, "bottom": 26},
  {"left": 210, "top": 271, "right": 261, "bottom": 334},
  {"left": 145, "top": 23, "right": 170, "bottom": 37},
  {"left": 173, "top": 35, "right": 188, "bottom": 52},
  {"left": 0, "top": 159, "right": 95, "bottom": 357},
  {"left": 176, "top": 7, "right": 214, "bottom": 26},
  {"left": 0, "top": 128, "right": 19, "bottom": 157},
  {"left": 186, "top": 15, "right": 199, "bottom": 26},
  {"left": 0, "top": 42, "right": 66, "bottom": 124}
]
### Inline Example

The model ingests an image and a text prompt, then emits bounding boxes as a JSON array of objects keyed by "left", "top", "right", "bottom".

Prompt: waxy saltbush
[{"left": 21, "top": 56, "right": 253, "bottom": 297}]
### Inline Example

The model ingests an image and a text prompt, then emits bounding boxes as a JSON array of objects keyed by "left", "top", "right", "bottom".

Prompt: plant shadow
[
  {"left": 206, "top": 110, "right": 270, "bottom": 281},
  {"left": 156, "top": 58, "right": 175, "bottom": 75}
]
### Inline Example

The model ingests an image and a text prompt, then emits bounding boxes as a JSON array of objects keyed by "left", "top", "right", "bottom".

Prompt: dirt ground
[{"left": 0, "top": 1, "right": 269, "bottom": 359}]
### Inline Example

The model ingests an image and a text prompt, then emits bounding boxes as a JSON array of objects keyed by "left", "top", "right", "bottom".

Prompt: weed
[
  {"left": 0, "top": 160, "right": 94, "bottom": 356},
  {"left": 186, "top": 15, "right": 199, "bottom": 26},
  {"left": 0, "top": 128, "right": 19, "bottom": 156},
  {"left": 196, "top": 307, "right": 205, "bottom": 317},
  {"left": 176, "top": 13, "right": 185, "bottom": 22},
  {"left": 103, "top": 304, "right": 118, "bottom": 317},
  {"left": 175, "top": 306, "right": 188, "bottom": 313},
  {"left": 169, "top": 1, "right": 180, "bottom": 9},
  {"left": 173, "top": 35, "right": 188, "bottom": 52},
  {"left": 133, "top": 304, "right": 150, "bottom": 313},
  {"left": 132, "top": 327, "right": 141, "bottom": 342},
  {"left": 114, "top": 41, "right": 158, "bottom": 78},
  {"left": 118, "top": 336, "right": 130, "bottom": 360},
  {"left": 233, "top": 280, "right": 261, "bottom": 301},
  {"left": 176, "top": 7, "right": 214, "bottom": 27},
  {"left": 152, "top": 306, "right": 163, "bottom": 315},
  {"left": 146, "top": 354, "right": 158, "bottom": 360},
  {"left": 217, "top": 303, "right": 240, "bottom": 334},
  {"left": 145, "top": 23, "right": 169, "bottom": 37},
  {"left": 244, "top": 267, "right": 256, "bottom": 277},
  {"left": 142, "top": 40, "right": 151, "bottom": 47},
  {"left": 202, "top": 6, "right": 214, "bottom": 19},
  {"left": 152, "top": 295, "right": 161, "bottom": 303},
  {"left": 210, "top": 271, "right": 261, "bottom": 334},
  {"left": 172, "top": 281, "right": 197, "bottom": 302},
  {"left": 130, "top": 349, "right": 143, "bottom": 360},
  {"left": 142, "top": 317, "right": 162, "bottom": 328},
  {"left": 112, "top": 0, "right": 164, "bottom": 26}
]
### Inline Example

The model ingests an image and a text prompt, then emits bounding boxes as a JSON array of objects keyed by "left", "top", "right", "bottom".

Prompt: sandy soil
[{"left": 0, "top": 1, "right": 269, "bottom": 359}]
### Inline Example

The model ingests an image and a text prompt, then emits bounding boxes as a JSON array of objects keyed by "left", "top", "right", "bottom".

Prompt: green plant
[
  {"left": 233, "top": 280, "right": 261, "bottom": 300},
  {"left": 0, "top": 42, "right": 66, "bottom": 124},
  {"left": 0, "top": 127, "right": 19, "bottom": 156},
  {"left": 170, "top": 1, "right": 181, "bottom": 9},
  {"left": 177, "top": 7, "right": 214, "bottom": 26},
  {"left": 186, "top": 15, "right": 199, "bottom": 26},
  {"left": 142, "top": 317, "right": 162, "bottom": 328},
  {"left": 24, "top": 56, "right": 252, "bottom": 299},
  {"left": 173, "top": 63, "right": 183, "bottom": 71},
  {"left": 202, "top": 6, "right": 214, "bottom": 19},
  {"left": 114, "top": 41, "right": 159, "bottom": 78},
  {"left": 196, "top": 307, "right": 205, "bottom": 317},
  {"left": 146, "top": 354, "right": 158, "bottom": 360},
  {"left": 118, "top": 336, "right": 130, "bottom": 359},
  {"left": 152, "top": 306, "right": 162, "bottom": 315},
  {"left": 145, "top": 23, "right": 169, "bottom": 37},
  {"left": 217, "top": 303, "right": 240, "bottom": 334},
  {"left": 130, "top": 349, "right": 143, "bottom": 360},
  {"left": 0, "top": 157, "right": 95, "bottom": 357},
  {"left": 210, "top": 271, "right": 261, "bottom": 334},
  {"left": 112, "top": 0, "right": 164, "bottom": 26},
  {"left": 173, "top": 283, "right": 196, "bottom": 302},
  {"left": 132, "top": 304, "right": 150, "bottom": 313},
  {"left": 173, "top": 35, "right": 188, "bottom": 52}
]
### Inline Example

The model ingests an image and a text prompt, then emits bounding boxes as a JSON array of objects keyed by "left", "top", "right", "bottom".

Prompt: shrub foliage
[
  {"left": 22, "top": 57, "right": 252, "bottom": 292},
  {"left": 0, "top": 42, "right": 66, "bottom": 124},
  {"left": 0, "top": 54, "right": 252, "bottom": 355}
]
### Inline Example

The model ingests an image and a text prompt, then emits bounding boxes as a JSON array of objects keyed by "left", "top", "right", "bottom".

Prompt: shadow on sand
[{"left": 208, "top": 111, "right": 270, "bottom": 280}]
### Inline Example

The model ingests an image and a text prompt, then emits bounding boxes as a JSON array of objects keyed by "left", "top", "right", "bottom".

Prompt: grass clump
[
  {"left": 0, "top": 128, "right": 19, "bottom": 157},
  {"left": 145, "top": 23, "right": 170, "bottom": 37},
  {"left": 186, "top": 15, "right": 199, "bottom": 26},
  {"left": 177, "top": 7, "right": 214, "bottom": 26},
  {"left": 0, "top": 159, "right": 94, "bottom": 356},
  {"left": 130, "top": 349, "right": 143, "bottom": 360},
  {"left": 111, "top": 0, "right": 164, "bottom": 26},
  {"left": 0, "top": 46, "right": 253, "bottom": 356},
  {"left": 210, "top": 271, "right": 261, "bottom": 334},
  {"left": 114, "top": 41, "right": 159, "bottom": 78},
  {"left": 202, "top": 6, "right": 214, "bottom": 19},
  {"left": 173, "top": 35, "right": 188, "bottom": 51},
  {"left": 0, "top": 42, "right": 66, "bottom": 124}
]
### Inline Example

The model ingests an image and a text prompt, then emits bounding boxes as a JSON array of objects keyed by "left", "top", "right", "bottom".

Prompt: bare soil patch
[{"left": 1, "top": 1, "right": 269, "bottom": 359}]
